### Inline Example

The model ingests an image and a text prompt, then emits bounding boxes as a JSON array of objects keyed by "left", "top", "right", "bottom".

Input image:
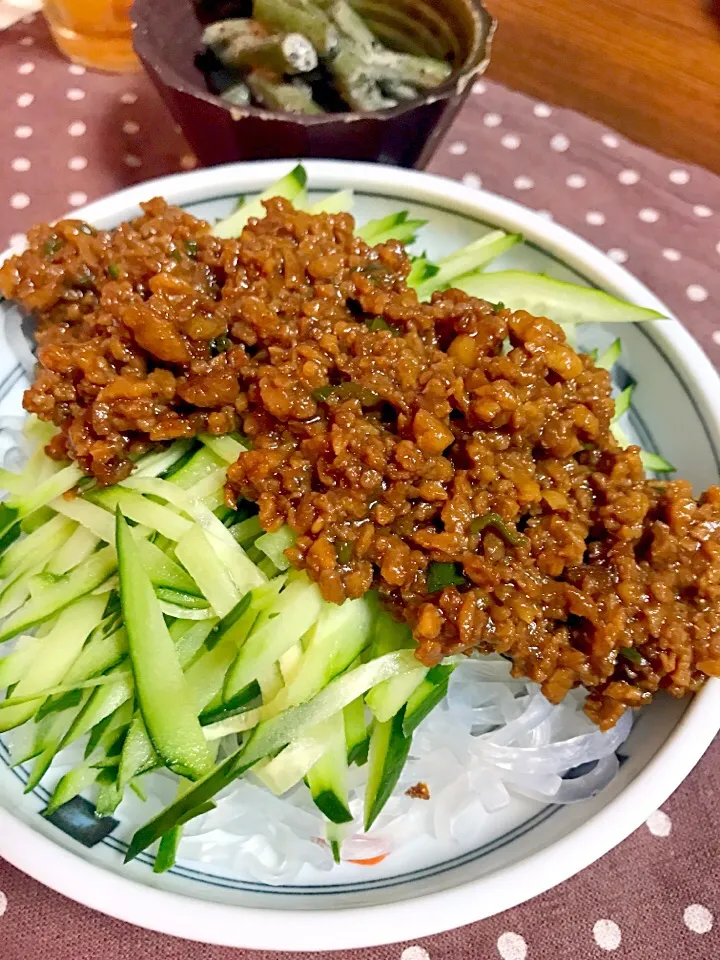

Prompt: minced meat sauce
[{"left": 2, "top": 197, "right": 719, "bottom": 729}]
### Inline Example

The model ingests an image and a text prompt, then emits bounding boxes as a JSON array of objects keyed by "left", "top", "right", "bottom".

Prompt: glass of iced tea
[{"left": 44, "top": 0, "right": 140, "bottom": 72}]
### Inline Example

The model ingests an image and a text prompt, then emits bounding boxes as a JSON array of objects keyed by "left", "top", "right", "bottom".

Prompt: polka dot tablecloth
[{"left": 1, "top": 12, "right": 719, "bottom": 960}]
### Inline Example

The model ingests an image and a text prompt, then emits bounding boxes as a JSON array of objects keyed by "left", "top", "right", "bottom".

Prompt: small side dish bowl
[
  {"left": 0, "top": 160, "right": 718, "bottom": 953},
  {"left": 131, "top": 0, "right": 494, "bottom": 168}
]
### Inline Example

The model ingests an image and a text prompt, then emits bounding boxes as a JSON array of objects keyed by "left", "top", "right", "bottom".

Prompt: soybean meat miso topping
[{"left": 2, "top": 197, "right": 719, "bottom": 729}]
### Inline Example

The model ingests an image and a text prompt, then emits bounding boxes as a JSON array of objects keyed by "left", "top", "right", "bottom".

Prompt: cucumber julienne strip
[
  {"left": 306, "top": 189, "right": 354, "bottom": 216},
  {"left": 597, "top": 338, "right": 622, "bottom": 371},
  {"left": 45, "top": 525, "right": 100, "bottom": 577},
  {"left": 7, "top": 463, "right": 84, "bottom": 518},
  {"left": 414, "top": 231, "right": 523, "bottom": 300},
  {"left": 0, "top": 594, "right": 107, "bottom": 732},
  {"left": 116, "top": 509, "right": 214, "bottom": 781},
  {"left": 198, "top": 433, "right": 246, "bottom": 465},
  {"left": 613, "top": 384, "right": 634, "bottom": 421},
  {"left": 212, "top": 164, "right": 308, "bottom": 239},
  {"left": 120, "top": 476, "right": 266, "bottom": 597},
  {"left": 455, "top": 272, "right": 667, "bottom": 324},
  {"left": 0, "top": 671, "right": 128, "bottom": 708},
  {"left": 126, "top": 650, "right": 418, "bottom": 860},
  {"left": 0, "top": 546, "right": 116, "bottom": 645},
  {"left": 364, "top": 709, "right": 412, "bottom": 831},
  {"left": 255, "top": 719, "right": 334, "bottom": 796},
  {"left": 0, "top": 513, "right": 74, "bottom": 580}
]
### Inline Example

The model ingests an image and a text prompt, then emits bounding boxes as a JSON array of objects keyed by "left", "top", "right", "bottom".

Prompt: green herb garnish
[
  {"left": 170, "top": 249, "right": 182, "bottom": 263},
  {"left": 211, "top": 336, "right": 231, "bottom": 355},
  {"left": 366, "top": 316, "right": 400, "bottom": 336},
  {"left": 42, "top": 236, "right": 63, "bottom": 258},
  {"left": 619, "top": 646, "right": 643, "bottom": 665},
  {"left": 313, "top": 385, "right": 334, "bottom": 402},
  {"left": 426, "top": 561, "right": 468, "bottom": 593},
  {"left": 336, "top": 540, "right": 353, "bottom": 564},
  {"left": 471, "top": 512, "right": 527, "bottom": 548},
  {"left": 107, "top": 264, "right": 121, "bottom": 280},
  {"left": 184, "top": 239, "right": 198, "bottom": 258}
]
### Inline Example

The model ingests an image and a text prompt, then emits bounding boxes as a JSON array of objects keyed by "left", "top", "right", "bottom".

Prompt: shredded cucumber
[
  {"left": 223, "top": 575, "right": 324, "bottom": 702},
  {"left": 306, "top": 189, "right": 354, "bottom": 216},
  {"left": 213, "top": 165, "right": 308, "bottom": 239},
  {"left": 126, "top": 649, "right": 418, "bottom": 860},
  {"left": 255, "top": 719, "right": 334, "bottom": 795},
  {"left": 117, "top": 510, "right": 214, "bottom": 781},
  {"left": 0, "top": 514, "right": 74, "bottom": 581},
  {"left": 456, "top": 271, "right": 667, "bottom": 324},
  {"left": 0, "top": 546, "right": 116, "bottom": 644},
  {"left": 414, "top": 231, "right": 522, "bottom": 299},
  {"left": 356, "top": 211, "right": 427, "bottom": 246},
  {"left": 0, "top": 594, "right": 106, "bottom": 731},
  {"left": 597, "top": 338, "right": 622, "bottom": 371},
  {"left": 255, "top": 525, "right": 296, "bottom": 571},
  {"left": 198, "top": 434, "right": 246, "bottom": 464}
]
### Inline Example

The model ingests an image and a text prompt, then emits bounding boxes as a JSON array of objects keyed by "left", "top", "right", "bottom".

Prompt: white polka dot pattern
[
  {"left": 462, "top": 173, "right": 482, "bottom": 189},
  {"left": 683, "top": 904, "right": 713, "bottom": 934},
  {"left": 607, "top": 248, "right": 628, "bottom": 263},
  {"left": 593, "top": 919, "right": 622, "bottom": 951},
  {"left": 501, "top": 133, "right": 521, "bottom": 150},
  {"left": 483, "top": 112, "right": 502, "bottom": 128},
  {"left": 638, "top": 208, "right": 660, "bottom": 223},
  {"left": 693, "top": 204, "right": 713, "bottom": 218},
  {"left": 566, "top": 173, "right": 586, "bottom": 189},
  {"left": 400, "top": 946, "right": 430, "bottom": 960},
  {"left": 662, "top": 249, "right": 682, "bottom": 262},
  {"left": 496, "top": 931, "right": 528, "bottom": 960},
  {"left": 646, "top": 810, "right": 672, "bottom": 836},
  {"left": 686, "top": 284, "right": 708, "bottom": 302},
  {"left": 550, "top": 133, "right": 570, "bottom": 152},
  {"left": 68, "top": 121, "right": 86, "bottom": 136},
  {"left": 11, "top": 158, "right": 31, "bottom": 172},
  {"left": 618, "top": 169, "right": 640, "bottom": 185},
  {"left": 669, "top": 169, "right": 690, "bottom": 184},
  {"left": 514, "top": 175, "right": 534, "bottom": 190},
  {"left": 0, "top": 890, "right": 7, "bottom": 918},
  {"left": 448, "top": 141, "right": 467, "bottom": 156},
  {"left": 585, "top": 211, "right": 606, "bottom": 225}
]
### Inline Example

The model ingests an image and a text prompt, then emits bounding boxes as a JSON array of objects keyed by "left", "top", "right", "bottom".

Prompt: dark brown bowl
[{"left": 131, "top": 0, "right": 495, "bottom": 168}]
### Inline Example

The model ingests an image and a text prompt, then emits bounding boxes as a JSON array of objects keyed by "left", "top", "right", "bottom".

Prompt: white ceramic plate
[{"left": 0, "top": 160, "right": 718, "bottom": 951}]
